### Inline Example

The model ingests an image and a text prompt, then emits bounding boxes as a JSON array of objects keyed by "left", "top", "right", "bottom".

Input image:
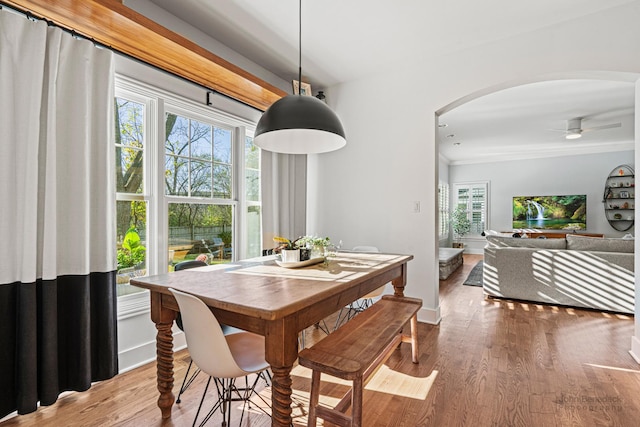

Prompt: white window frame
[
  {"left": 452, "top": 181, "right": 490, "bottom": 239},
  {"left": 242, "top": 131, "right": 262, "bottom": 259},
  {"left": 438, "top": 181, "right": 450, "bottom": 241},
  {"left": 115, "top": 75, "right": 261, "bottom": 316}
]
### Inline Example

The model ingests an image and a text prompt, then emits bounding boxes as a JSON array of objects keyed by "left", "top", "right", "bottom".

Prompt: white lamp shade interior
[{"left": 254, "top": 128, "right": 346, "bottom": 154}]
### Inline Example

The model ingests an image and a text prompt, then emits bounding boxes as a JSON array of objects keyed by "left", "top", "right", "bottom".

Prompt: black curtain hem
[{"left": 0, "top": 270, "right": 118, "bottom": 417}]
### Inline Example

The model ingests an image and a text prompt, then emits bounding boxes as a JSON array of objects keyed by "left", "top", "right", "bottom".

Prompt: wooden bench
[{"left": 298, "top": 295, "right": 422, "bottom": 427}]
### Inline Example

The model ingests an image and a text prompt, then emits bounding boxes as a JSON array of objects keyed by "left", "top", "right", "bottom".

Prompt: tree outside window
[{"left": 165, "top": 112, "right": 234, "bottom": 266}]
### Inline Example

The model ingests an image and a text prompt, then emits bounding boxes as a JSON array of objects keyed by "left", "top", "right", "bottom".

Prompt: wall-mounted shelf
[{"left": 603, "top": 164, "right": 634, "bottom": 232}]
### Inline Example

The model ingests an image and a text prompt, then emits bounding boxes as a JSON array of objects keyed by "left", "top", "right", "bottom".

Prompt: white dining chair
[
  {"left": 173, "top": 260, "right": 243, "bottom": 405},
  {"left": 170, "top": 288, "right": 270, "bottom": 427}
]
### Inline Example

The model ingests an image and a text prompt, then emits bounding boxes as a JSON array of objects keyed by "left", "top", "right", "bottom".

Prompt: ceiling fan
[{"left": 551, "top": 117, "right": 621, "bottom": 140}]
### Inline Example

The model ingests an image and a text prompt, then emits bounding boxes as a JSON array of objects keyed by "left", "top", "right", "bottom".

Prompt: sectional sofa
[{"left": 483, "top": 234, "right": 635, "bottom": 314}]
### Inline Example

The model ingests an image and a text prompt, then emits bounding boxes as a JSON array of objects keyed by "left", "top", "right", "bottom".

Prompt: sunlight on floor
[
  {"left": 258, "top": 365, "right": 439, "bottom": 425},
  {"left": 290, "top": 364, "right": 438, "bottom": 400},
  {"left": 584, "top": 363, "right": 640, "bottom": 374}
]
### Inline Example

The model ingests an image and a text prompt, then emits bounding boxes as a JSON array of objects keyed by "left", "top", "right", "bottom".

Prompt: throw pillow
[
  {"left": 566, "top": 234, "right": 634, "bottom": 253},
  {"left": 486, "top": 235, "right": 567, "bottom": 249}
]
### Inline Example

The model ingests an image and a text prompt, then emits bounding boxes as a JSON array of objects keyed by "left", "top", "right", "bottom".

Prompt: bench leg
[
  {"left": 411, "top": 314, "right": 419, "bottom": 363},
  {"left": 352, "top": 375, "right": 363, "bottom": 427},
  {"left": 307, "top": 370, "right": 321, "bottom": 427}
]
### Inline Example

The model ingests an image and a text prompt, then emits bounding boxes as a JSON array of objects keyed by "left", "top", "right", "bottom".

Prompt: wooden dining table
[{"left": 131, "top": 251, "right": 413, "bottom": 427}]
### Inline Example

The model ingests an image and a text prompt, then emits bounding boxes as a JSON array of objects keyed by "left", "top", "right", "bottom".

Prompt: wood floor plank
[{"left": 1, "top": 254, "right": 639, "bottom": 426}]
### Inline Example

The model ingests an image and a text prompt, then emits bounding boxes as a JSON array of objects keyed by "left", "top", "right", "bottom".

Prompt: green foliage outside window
[
  {"left": 219, "top": 230, "right": 232, "bottom": 247},
  {"left": 117, "top": 226, "right": 146, "bottom": 269}
]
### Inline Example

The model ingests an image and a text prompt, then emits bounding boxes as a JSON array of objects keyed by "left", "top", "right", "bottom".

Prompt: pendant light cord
[{"left": 298, "top": 0, "right": 302, "bottom": 96}]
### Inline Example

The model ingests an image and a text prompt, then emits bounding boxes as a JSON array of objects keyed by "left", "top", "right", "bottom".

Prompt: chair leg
[
  {"left": 224, "top": 379, "right": 233, "bottom": 427},
  {"left": 315, "top": 319, "right": 331, "bottom": 335},
  {"left": 193, "top": 373, "right": 271, "bottom": 427},
  {"left": 263, "top": 369, "right": 272, "bottom": 386},
  {"left": 177, "top": 359, "right": 201, "bottom": 404},
  {"left": 195, "top": 378, "right": 225, "bottom": 427},
  {"left": 334, "top": 302, "right": 358, "bottom": 330},
  {"left": 193, "top": 377, "right": 212, "bottom": 427}
]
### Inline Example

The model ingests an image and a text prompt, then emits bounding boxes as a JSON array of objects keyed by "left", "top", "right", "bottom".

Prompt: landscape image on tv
[{"left": 512, "top": 195, "right": 587, "bottom": 230}]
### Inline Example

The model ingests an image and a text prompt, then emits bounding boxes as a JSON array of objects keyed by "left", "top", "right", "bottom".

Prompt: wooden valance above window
[{"left": 4, "top": 0, "right": 287, "bottom": 111}]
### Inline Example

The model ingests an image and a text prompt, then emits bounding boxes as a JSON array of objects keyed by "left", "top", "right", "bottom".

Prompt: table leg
[
  {"left": 149, "top": 291, "right": 177, "bottom": 419},
  {"left": 392, "top": 263, "right": 407, "bottom": 297},
  {"left": 265, "top": 320, "right": 298, "bottom": 427},
  {"left": 155, "top": 320, "right": 175, "bottom": 419},
  {"left": 270, "top": 365, "right": 293, "bottom": 426}
]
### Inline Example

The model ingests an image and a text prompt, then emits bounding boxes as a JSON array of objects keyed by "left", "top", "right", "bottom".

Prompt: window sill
[{"left": 117, "top": 290, "right": 150, "bottom": 320}]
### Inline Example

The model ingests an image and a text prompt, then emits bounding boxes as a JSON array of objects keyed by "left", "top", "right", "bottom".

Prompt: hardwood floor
[{"left": 2, "top": 253, "right": 639, "bottom": 426}]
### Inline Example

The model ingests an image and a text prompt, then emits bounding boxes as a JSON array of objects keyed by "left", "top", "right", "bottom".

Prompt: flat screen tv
[{"left": 512, "top": 195, "right": 587, "bottom": 230}]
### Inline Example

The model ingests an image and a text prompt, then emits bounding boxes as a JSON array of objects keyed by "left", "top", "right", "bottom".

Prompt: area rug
[{"left": 463, "top": 261, "right": 483, "bottom": 287}]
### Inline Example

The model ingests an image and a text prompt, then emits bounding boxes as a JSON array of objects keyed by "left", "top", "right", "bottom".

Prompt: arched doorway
[{"left": 434, "top": 72, "right": 640, "bottom": 362}]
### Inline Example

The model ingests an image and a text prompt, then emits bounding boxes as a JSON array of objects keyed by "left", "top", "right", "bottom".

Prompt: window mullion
[
  {"left": 236, "top": 126, "right": 246, "bottom": 259},
  {"left": 147, "top": 96, "right": 163, "bottom": 276}
]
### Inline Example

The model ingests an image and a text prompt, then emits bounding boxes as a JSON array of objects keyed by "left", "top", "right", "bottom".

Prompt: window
[
  {"left": 453, "top": 181, "right": 489, "bottom": 237},
  {"left": 114, "top": 76, "right": 261, "bottom": 298},
  {"left": 244, "top": 135, "right": 261, "bottom": 258},
  {"left": 115, "top": 96, "right": 149, "bottom": 296},
  {"left": 164, "top": 110, "right": 236, "bottom": 266},
  {"left": 164, "top": 113, "right": 233, "bottom": 199},
  {"left": 438, "top": 182, "right": 449, "bottom": 239}
]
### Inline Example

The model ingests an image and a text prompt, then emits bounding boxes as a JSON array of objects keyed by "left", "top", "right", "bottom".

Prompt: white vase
[{"left": 281, "top": 249, "right": 300, "bottom": 263}]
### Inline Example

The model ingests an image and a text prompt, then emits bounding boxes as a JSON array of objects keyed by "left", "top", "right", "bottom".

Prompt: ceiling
[
  {"left": 438, "top": 79, "right": 636, "bottom": 165},
  {"left": 144, "top": 0, "right": 637, "bottom": 163}
]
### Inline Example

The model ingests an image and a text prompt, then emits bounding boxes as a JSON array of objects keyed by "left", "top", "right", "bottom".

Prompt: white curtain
[
  {"left": 0, "top": 9, "right": 117, "bottom": 417},
  {"left": 261, "top": 151, "right": 307, "bottom": 248}
]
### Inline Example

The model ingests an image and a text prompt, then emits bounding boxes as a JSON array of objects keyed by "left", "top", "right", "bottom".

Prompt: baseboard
[
  {"left": 630, "top": 336, "right": 640, "bottom": 365},
  {"left": 118, "top": 331, "right": 187, "bottom": 374},
  {"left": 418, "top": 305, "right": 441, "bottom": 325}
]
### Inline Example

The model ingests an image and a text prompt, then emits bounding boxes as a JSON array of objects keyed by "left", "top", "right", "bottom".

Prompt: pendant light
[{"left": 254, "top": 0, "right": 346, "bottom": 154}]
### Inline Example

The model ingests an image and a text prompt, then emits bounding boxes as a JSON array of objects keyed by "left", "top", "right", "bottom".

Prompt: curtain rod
[{"left": 0, "top": 1, "right": 262, "bottom": 113}]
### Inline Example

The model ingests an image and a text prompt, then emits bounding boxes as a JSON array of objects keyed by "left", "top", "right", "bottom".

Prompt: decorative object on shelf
[
  {"left": 254, "top": 0, "right": 346, "bottom": 154},
  {"left": 315, "top": 91, "right": 326, "bottom": 103},
  {"left": 292, "top": 80, "right": 311, "bottom": 95},
  {"left": 603, "top": 164, "right": 634, "bottom": 232}
]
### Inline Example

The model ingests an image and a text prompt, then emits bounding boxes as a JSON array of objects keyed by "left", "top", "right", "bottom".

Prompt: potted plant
[
  {"left": 296, "top": 235, "right": 331, "bottom": 258},
  {"left": 273, "top": 236, "right": 303, "bottom": 262},
  {"left": 451, "top": 206, "right": 471, "bottom": 248}
]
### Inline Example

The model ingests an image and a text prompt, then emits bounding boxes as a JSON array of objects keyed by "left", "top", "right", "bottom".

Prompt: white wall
[
  {"left": 449, "top": 150, "right": 635, "bottom": 253},
  {"left": 307, "top": 2, "right": 640, "bottom": 333}
]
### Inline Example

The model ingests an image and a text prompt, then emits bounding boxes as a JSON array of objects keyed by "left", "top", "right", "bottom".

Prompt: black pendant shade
[{"left": 254, "top": 94, "right": 346, "bottom": 154}]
